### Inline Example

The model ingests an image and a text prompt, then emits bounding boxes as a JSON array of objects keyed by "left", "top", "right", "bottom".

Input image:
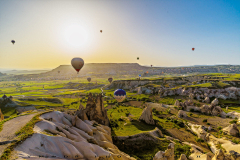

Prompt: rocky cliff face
[{"left": 85, "top": 93, "right": 110, "bottom": 126}]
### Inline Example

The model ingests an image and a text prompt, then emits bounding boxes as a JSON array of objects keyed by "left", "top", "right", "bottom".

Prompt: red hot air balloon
[
  {"left": 108, "top": 77, "right": 113, "bottom": 83},
  {"left": 71, "top": 58, "right": 84, "bottom": 73},
  {"left": 192, "top": 48, "right": 195, "bottom": 51},
  {"left": 87, "top": 77, "right": 91, "bottom": 82}
]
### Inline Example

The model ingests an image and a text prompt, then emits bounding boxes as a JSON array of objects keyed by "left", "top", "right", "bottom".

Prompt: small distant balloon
[
  {"left": 192, "top": 48, "right": 195, "bottom": 51},
  {"left": 100, "top": 30, "right": 102, "bottom": 33},
  {"left": 87, "top": 77, "right": 91, "bottom": 82},
  {"left": 137, "top": 57, "right": 139, "bottom": 60},
  {"left": 146, "top": 71, "right": 149, "bottom": 74},
  {"left": 139, "top": 75, "right": 141, "bottom": 77},
  {"left": 151, "top": 65, "right": 153, "bottom": 67},
  {"left": 108, "top": 77, "right": 113, "bottom": 83},
  {"left": 114, "top": 89, "right": 126, "bottom": 102},
  {"left": 11, "top": 40, "right": 15, "bottom": 45},
  {"left": 71, "top": 57, "right": 84, "bottom": 73}
]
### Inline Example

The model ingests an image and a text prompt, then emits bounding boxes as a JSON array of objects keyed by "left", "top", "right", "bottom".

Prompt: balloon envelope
[
  {"left": 71, "top": 58, "right": 84, "bottom": 73},
  {"left": 114, "top": 89, "right": 126, "bottom": 102},
  {"left": 137, "top": 57, "right": 139, "bottom": 60},
  {"left": 100, "top": 30, "right": 102, "bottom": 33},
  {"left": 87, "top": 77, "right": 91, "bottom": 82},
  {"left": 108, "top": 77, "right": 113, "bottom": 83},
  {"left": 139, "top": 75, "right": 141, "bottom": 77},
  {"left": 11, "top": 40, "right": 15, "bottom": 45},
  {"left": 192, "top": 48, "right": 195, "bottom": 51}
]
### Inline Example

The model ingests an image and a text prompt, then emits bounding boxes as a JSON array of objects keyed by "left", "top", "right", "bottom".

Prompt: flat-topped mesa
[{"left": 85, "top": 93, "right": 109, "bottom": 126}]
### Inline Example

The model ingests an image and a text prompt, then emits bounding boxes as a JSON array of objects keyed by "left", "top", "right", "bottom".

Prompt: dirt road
[{"left": 0, "top": 113, "right": 38, "bottom": 156}]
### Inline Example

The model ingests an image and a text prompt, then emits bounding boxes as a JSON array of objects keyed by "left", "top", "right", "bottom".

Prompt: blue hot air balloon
[
  {"left": 114, "top": 89, "right": 126, "bottom": 102},
  {"left": 139, "top": 75, "right": 141, "bottom": 77}
]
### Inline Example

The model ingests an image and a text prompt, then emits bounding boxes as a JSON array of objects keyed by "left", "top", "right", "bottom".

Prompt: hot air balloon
[
  {"left": 71, "top": 58, "right": 84, "bottom": 73},
  {"left": 137, "top": 57, "right": 139, "bottom": 60},
  {"left": 146, "top": 71, "right": 149, "bottom": 74},
  {"left": 87, "top": 77, "right": 91, "bottom": 82},
  {"left": 108, "top": 77, "right": 113, "bottom": 83},
  {"left": 100, "top": 30, "right": 102, "bottom": 33},
  {"left": 151, "top": 65, "right": 153, "bottom": 67},
  {"left": 114, "top": 89, "right": 126, "bottom": 102},
  {"left": 11, "top": 40, "right": 15, "bottom": 45},
  {"left": 139, "top": 74, "right": 141, "bottom": 77},
  {"left": 192, "top": 48, "right": 195, "bottom": 51}
]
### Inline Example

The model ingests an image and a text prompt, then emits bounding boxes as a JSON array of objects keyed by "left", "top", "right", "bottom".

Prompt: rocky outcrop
[
  {"left": 223, "top": 124, "right": 239, "bottom": 137},
  {"left": 204, "top": 97, "right": 210, "bottom": 103},
  {"left": 16, "top": 106, "right": 36, "bottom": 114},
  {"left": 211, "top": 98, "right": 219, "bottom": 106},
  {"left": 15, "top": 111, "right": 136, "bottom": 160},
  {"left": 174, "top": 100, "right": 180, "bottom": 106},
  {"left": 139, "top": 106, "right": 155, "bottom": 125},
  {"left": 0, "top": 109, "right": 4, "bottom": 121},
  {"left": 178, "top": 154, "right": 187, "bottom": 160},
  {"left": 153, "top": 143, "right": 175, "bottom": 160},
  {"left": 177, "top": 110, "right": 187, "bottom": 118},
  {"left": 85, "top": 93, "right": 109, "bottom": 126},
  {"left": 200, "top": 105, "right": 211, "bottom": 115},
  {"left": 75, "top": 103, "right": 88, "bottom": 121}
]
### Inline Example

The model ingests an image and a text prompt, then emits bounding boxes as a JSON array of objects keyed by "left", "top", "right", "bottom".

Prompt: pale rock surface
[
  {"left": 139, "top": 106, "right": 155, "bottom": 125},
  {"left": 204, "top": 97, "right": 210, "bottom": 103},
  {"left": 174, "top": 100, "right": 180, "bottom": 106},
  {"left": 211, "top": 98, "right": 219, "bottom": 106},
  {"left": 178, "top": 154, "right": 187, "bottom": 160},
  {"left": 153, "top": 143, "right": 175, "bottom": 160},
  {"left": 223, "top": 124, "right": 239, "bottom": 137},
  {"left": 177, "top": 110, "right": 187, "bottom": 118},
  {"left": 15, "top": 111, "right": 136, "bottom": 160},
  {"left": 218, "top": 94, "right": 227, "bottom": 100}
]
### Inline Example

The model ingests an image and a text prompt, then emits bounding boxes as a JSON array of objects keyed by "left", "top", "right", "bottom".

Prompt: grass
[
  {"left": 0, "top": 111, "right": 51, "bottom": 160},
  {"left": 159, "top": 97, "right": 176, "bottom": 105}
]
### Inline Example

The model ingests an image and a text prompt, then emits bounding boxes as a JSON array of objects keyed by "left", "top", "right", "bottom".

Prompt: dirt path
[{"left": 0, "top": 113, "right": 38, "bottom": 156}]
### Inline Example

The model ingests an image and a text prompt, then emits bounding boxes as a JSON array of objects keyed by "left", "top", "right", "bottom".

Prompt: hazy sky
[{"left": 0, "top": 0, "right": 240, "bottom": 69}]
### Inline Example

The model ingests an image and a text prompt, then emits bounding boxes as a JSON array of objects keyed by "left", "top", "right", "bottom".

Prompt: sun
[{"left": 62, "top": 23, "right": 90, "bottom": 51}]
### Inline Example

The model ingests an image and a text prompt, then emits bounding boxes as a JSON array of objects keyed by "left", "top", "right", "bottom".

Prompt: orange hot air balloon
[
  {"left": 146, "top": 71, "right": 149, "bottom": 74},
  {"left": 192, "top": 48, "right": 195, "bottom": 51}
]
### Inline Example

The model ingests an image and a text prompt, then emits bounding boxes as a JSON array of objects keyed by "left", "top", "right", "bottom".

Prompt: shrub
[
  {"left": 203, "top": 119, "right": 207, "bottom": 122},
  {"left": 229, "top": 120, "right": 238, "bottom": 124},
  {"left": 189, "top": 113, "right": 193, "bottom": 116},
  {"left": 190, "top": 109, "right": 194, "bottom": 112},
  {"left": 206, "top": 123, "right": 210, "bottom": 125},
  {"left": 217, "top": 126, "right": 222, "bottom": 130},
  {"left": 226, "top": 116, "right": 229, "bottom": 118},
  {"left": 196, "top": 138, "right": 204, "bottom": 142}
]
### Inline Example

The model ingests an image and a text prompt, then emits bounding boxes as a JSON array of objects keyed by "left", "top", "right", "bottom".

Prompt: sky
[{"left": 0, "top": 0, "right": 240, "bottom": 69}]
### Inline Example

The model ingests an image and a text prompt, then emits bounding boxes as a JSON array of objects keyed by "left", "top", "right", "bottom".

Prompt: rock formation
[
  {"left": 204, "top": 97, "right": 210, "bottom": 103},
  {"left": 153, "top": 143, "right": 175, "bottom": 160},
  {"left": 85, "top": 93, "right": 109, "bottom": 126},
  {"left": 223, "top": 123, "right": 239, "bottom": 137},
  {"left": 174, "top": 100, "right": 180, "bottom": 106},
  {"left": 178, "top": 154, "right": 187, "bottom": 160},
  {"left": 211, "top": 98, "right": 219, "bottom": 106},
  {"left": 177, "top": 110, "right": 187, "bottom": 118},
  {"left": 15, "top": 111, "right": 136, "bottom": 160},
  {"left": 139, "top": 106, "right": 155, "bottom": 125},
  {"left": 0, "top": 109, "right": 4, "bottom": 121},
  {"left": 75, "top": 103, "right": 88, "bottom": 121}
]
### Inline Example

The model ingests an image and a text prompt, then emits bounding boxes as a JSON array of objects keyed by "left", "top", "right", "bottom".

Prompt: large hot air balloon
[
  {"left": 192, "top": 48, "right": 195, "bottom": 51},
  {"left": 114, "top": 89, "right": 126, "bottom": 102},
  {"left": 108, "top": 77, "right": 113, "bottom": 83},
  {"left": 87, "top": 77, "right": 91, "bottom": 82},
  {"left": 100, "top": 30, "right": 102, "bottom": 33},
  {"left": 137, "top": 57, "right": 139, "bottom": 60},
  {"left": 11, "top": 40, "right": 15, "bottom": 45},
  {"left": 71, "top": 58, "right": 84, "bottom": 73}
]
